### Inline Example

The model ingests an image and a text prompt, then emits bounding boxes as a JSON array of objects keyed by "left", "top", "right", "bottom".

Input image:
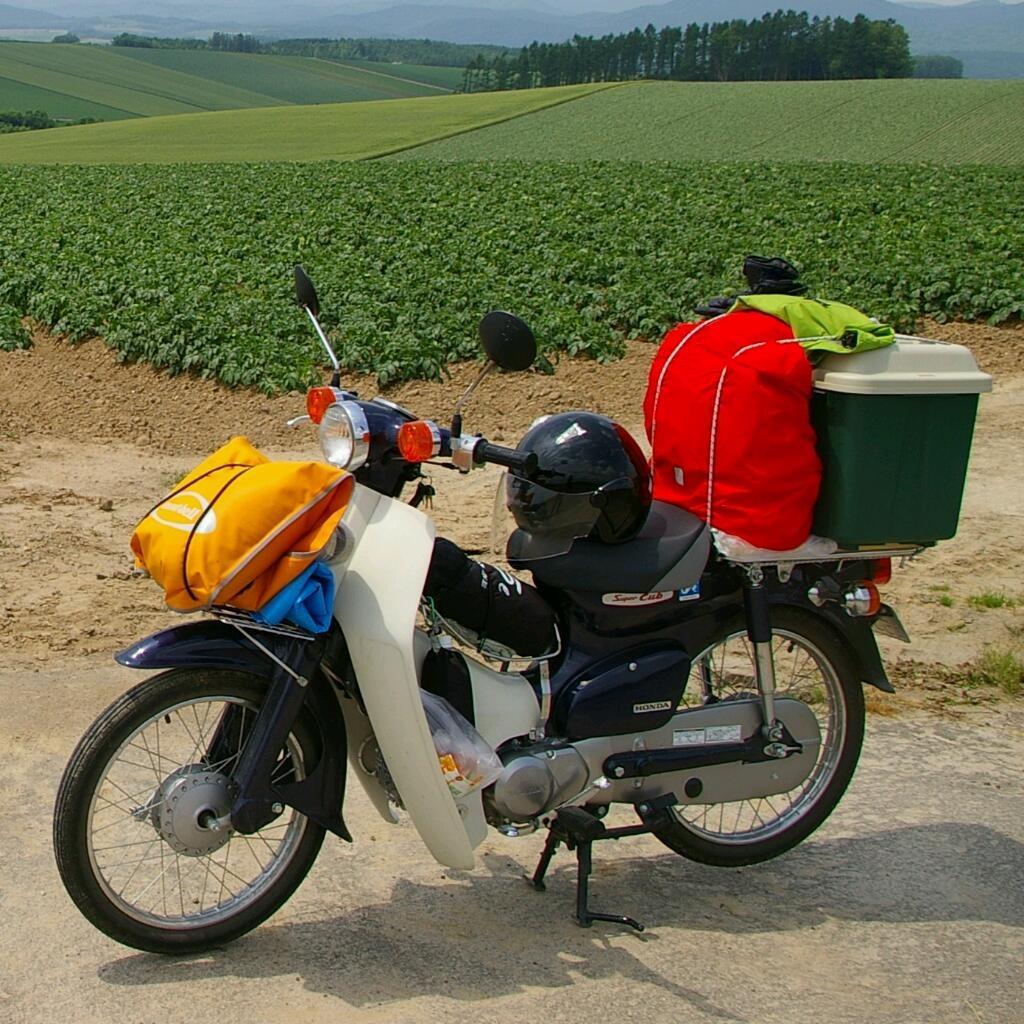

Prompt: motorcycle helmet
[{"left": 506, "top": 411, "right": 651, "bottom": 559}]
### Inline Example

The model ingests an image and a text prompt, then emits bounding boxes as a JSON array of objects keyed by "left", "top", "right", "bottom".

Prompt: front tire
[
  {"left": 53, "top": 669, "right": 326, "bottom": 953},
  {"left": 650, "top": 608, "right": 865, "bottom": 867}
]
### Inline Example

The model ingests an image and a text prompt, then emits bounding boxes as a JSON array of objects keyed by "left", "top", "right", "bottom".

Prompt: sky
[{"left": 8, "top": 0, "right": 1023, "bottom": 10}]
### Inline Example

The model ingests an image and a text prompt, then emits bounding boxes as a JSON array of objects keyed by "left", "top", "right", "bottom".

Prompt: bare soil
[
  {"left": 1, "top": 318, "right": 1021, "bottom": 709},
  {"left": 1, "top": 321, "right": 1022, "bottom": 1024}
]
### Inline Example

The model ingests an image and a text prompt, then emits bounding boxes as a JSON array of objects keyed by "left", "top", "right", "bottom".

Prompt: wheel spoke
[
  {"left": 669, "top": 625, "right": 853, "bottom": 847},
  {"left": 79, "top": 688, "right": 313, "bottom": 934}
]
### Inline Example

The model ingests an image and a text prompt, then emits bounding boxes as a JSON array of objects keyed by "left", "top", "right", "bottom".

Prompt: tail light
[
  {"left": 843, "top": 581, "right": 881, "bottom": 617},
  {"left": 398, "top": 420, "right": 442, "bottom": 462},
  {"left": 306, "top": 386, "right": 344, "bottom": 425},
  {"left": 871, "top": 558, "right": 892, "bottom": 586}
]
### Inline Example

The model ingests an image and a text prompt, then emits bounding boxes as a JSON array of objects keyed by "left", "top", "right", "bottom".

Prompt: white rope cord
[
  {"left": 705, "top": 341, "right": 767, "bottom": 527},
  {"left": 648, "top": 314, "right": 728, "bottom": 457}
]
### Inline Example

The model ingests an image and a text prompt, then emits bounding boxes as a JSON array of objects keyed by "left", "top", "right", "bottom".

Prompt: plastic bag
[
  {"left": 712, "top": 528, "right": 838, "bottom": 561},
  {"left": 421, "top": 690, "right": 503, "bottom": 799}
]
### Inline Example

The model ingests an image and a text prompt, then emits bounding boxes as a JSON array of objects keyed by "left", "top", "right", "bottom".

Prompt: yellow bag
[{"left": 131, "top": 436, "right": 354, "bottom": 613}]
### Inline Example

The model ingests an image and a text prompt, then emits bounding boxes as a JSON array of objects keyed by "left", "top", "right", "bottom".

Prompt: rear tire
[
  {"left": 649, "top": 608, "right": 865, "bottom": 867},
  {"left": 53, "top": 669, "right": 326, "bottom": 953}
]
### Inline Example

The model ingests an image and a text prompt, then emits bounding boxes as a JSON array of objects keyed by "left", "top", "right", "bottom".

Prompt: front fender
[
  {"left": 116, "top": 619, "right": 351, "bottom": 838},
  {"left": 116, "top": 618, "right": 294, "bottom": 675}
]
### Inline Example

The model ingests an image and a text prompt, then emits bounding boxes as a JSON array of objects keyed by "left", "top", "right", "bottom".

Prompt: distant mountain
[
  {"left": 279, "top": 0, "right": 1024, "bottom": 57},
  {"left": 940, "top": 47, "right": 1024, "bottom": 74},
  {"left": 0, "top": 3, "right": 62, "bottom": 27}
]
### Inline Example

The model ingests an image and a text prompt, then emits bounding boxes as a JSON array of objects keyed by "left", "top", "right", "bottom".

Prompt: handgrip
[{"left": 476, "top": 441, "right": 537, "bottom": 475}]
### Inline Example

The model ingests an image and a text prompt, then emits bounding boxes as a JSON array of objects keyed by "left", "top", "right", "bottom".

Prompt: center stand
[{"left": 528, "top": 797, "right": 677, "bottom": 932}]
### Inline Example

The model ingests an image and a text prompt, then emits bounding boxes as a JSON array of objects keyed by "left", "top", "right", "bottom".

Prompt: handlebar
[{"left": 475, "top": 441, "right": 538, "bottom": 476}]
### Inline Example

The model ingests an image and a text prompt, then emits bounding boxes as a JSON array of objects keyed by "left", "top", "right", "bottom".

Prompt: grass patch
[
  {"left": 939, "top": 594, "right": 955, "bottom": 608},
  {"left": 968, "top": 592, "right": 1018, "bottom": 610},
  {"left": 970, "top": 647, "right": 1024, "bottom": 696}
]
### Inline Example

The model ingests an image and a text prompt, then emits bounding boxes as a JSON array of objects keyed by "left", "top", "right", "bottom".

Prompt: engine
[{"left": 487, "top": 742, "right": 590, "bottom": 824}]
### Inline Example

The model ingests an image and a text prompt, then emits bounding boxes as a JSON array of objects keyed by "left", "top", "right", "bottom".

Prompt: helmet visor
[
  {"left": 505, "top": 473, "right": 630, "bottom": 561},
  {"left": 505, "top": 474, "right": 603, "bottom": 559}
]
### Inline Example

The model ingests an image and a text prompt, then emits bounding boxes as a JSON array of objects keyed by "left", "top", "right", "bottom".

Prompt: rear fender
[{"left": 769, "top": 594, "right": 895, "bottom": 693}]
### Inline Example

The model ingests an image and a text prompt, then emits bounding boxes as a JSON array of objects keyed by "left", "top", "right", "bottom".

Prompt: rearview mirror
[
  {"left": 294, "top": 265, "right": 320, "bottom": 317},
  {"left": 478, "top": 311, "right": 535, "bottom": 372}
]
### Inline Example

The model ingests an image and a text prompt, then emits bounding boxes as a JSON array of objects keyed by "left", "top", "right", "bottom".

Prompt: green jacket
[{"left": 729, "top": 294, "right": 895, "bottom": 355}]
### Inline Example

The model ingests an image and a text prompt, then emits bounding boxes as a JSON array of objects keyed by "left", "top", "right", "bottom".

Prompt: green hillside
[
  {"left": 0, "top": 84, "right": 608, "bottom": 163},
  {"left": 0, "top": 41, "right": 463, "bottom": 122},
  {"left": 392, "top": 79, "right": 1024, "bottom": 164},
  {"left": 114, "top": 49, "right": 449, "bottom": 104}
]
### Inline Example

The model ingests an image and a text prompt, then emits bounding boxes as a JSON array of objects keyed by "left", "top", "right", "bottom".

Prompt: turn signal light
[
  {"left": 871, "top": 558, "right": 892, "bottom": 585},
  {"left": 398, "top": 420, "right": 442, "bottom": 462},
  {"left": 306, "top": 386, "right": 342, "bottom": 425},
  {"left": 843, "top": 581, "right": 881, "bottom": 618}
]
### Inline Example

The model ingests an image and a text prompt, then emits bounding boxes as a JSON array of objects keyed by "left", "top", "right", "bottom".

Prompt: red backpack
[{"left": 643, "top": 310, "right": 821, "bottom": 552}]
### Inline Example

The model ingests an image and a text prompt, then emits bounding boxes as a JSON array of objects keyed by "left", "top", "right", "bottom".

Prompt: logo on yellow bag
[{"left": 150, "top": 491, "right": 218, "bottom": 535}]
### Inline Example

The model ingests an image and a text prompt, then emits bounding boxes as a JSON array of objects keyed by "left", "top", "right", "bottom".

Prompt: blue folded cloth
[{"left": 253, "top": 560, "right": 335, "bottom": 633}]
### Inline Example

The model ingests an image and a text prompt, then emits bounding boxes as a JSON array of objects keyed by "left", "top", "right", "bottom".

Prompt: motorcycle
[{"left": 53, "top": 268, "right": 913, "bottom": 953}]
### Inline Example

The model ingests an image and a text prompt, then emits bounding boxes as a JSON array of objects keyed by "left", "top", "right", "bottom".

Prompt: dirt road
[{"left": 1, "top": 322, "right": 1021, "bottom": 1023}]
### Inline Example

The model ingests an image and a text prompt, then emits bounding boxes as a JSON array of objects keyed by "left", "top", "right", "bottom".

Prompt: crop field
[
  {"left": 0, "top": 162, "right": 1019, "bottom": 390},
  {"left": 1, "top": 76, "right": 1020, "bottom": 165},
  {"left": 334, "top": 59, "right": 464, "bottom": 91},
  {"left": 0, "top": 84, "right": 605, "bottom": 163},
  {"left": 0, "top": 41, "right": 459, "bottom": 121},
  {"left": 393, "top": 79, "right": 1024, "bottom": 164},
  {"left": 0, "top": 77, "right": 129, "bottom": 121},
  {"left": 114, "top": 50, "right": 449, "bottom": 104},
  {"left": 0, "top": 41, "right": 274, "bottom": 116}
]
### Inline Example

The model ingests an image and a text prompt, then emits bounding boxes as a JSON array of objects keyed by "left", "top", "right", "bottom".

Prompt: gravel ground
[{"left": 1, "top": 320, "right": 1021, "bottom": 1023}]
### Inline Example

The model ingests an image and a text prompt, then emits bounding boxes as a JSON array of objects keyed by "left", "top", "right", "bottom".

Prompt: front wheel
[
  {"left": 649, "top": 608, "right": 865, "bottom": 867},
  {"left": 53, "top": 669, "right": 326, "bottom": 953}
]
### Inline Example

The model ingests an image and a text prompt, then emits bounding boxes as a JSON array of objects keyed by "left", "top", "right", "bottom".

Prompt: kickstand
[
  {"left": 529, "top": 828, "right": 560, "bottom": 892},
  {"left": 526, "top": 808, "right": 645, "bottom": 932}
]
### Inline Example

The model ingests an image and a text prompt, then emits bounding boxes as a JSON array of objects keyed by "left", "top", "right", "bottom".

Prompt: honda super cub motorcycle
[{"left": 53, "top": 268, "right": 913, "bottom": 953}]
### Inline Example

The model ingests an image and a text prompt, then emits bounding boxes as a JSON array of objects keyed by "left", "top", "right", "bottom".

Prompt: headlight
[{"left": 319, "top": 401, "right": 370, "bottom": 471}]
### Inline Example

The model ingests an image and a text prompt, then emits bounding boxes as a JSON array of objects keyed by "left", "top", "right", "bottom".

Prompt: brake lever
[{"left": 286, "top": 415, "right": 312, "bottom": 429}]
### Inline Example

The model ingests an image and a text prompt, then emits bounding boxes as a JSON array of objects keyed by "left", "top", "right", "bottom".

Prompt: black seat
[{"left": 508, "top": 501, "right": 710, "bottom": 595}]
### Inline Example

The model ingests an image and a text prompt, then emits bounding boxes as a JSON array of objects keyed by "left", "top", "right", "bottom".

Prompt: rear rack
[
  {"left": 725, "top": 544, "right": 925, "bottom": 568},
  {"left": 724, "top": 544, "right": 926, "bottom": 583}
]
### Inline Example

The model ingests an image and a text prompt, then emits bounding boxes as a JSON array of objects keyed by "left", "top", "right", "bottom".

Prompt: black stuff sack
[{"left": 424, "top": 538, "right": 557, "bottom": 658}]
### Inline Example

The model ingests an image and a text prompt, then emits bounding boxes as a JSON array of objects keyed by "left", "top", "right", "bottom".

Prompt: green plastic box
[{"left": 810, "top": 336, "right": 992, "bottom": 548}]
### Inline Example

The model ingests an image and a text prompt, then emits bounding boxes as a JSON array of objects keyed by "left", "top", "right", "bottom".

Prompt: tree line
[
  {"left": 111, "top": 33, "right": 504, "bottom": 67},
  {"left": 461, "top": 12, "right": 913, "bottom": 91},
  {"left": 0, "top": 110, "right": 98, "bottom": 133}
]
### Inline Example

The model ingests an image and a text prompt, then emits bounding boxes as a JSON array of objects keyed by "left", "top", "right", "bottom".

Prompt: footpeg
[{"left": 553, "top": 806, "right": 607, "bottom": 843}]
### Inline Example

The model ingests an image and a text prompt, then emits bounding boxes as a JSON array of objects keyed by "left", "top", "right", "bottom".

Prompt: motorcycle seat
[{"left": 508, "top": 500, "right": 710, "bottom": 595}]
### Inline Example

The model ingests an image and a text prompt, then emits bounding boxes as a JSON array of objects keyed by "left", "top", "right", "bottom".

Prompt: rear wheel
[
  {"left": 53, "top": 669, "right": 326, "bottom": 953},
  {"left": 649, "top": 608, "right": 865, "bottom": 867}
]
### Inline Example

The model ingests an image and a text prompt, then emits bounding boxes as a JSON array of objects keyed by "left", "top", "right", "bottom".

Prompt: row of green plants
[{"left": 0, "top": 162, "right": 1019, "bottom": 389}]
